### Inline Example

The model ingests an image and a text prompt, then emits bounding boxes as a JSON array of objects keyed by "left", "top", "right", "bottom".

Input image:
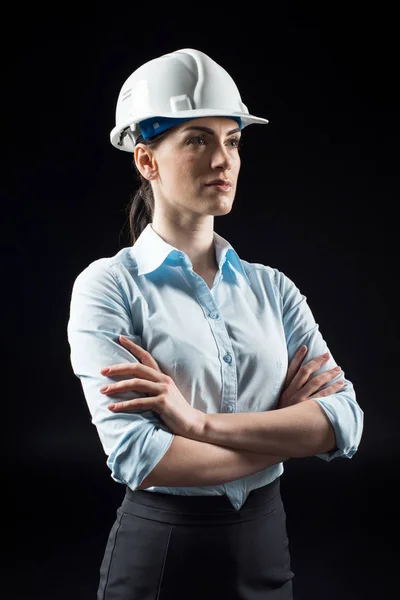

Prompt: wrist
[{"left": 190, "top": 409, "right": 208, "bottom": 440}]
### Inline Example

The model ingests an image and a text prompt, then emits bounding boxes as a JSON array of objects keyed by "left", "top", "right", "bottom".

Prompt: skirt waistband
[{"left": 121, "top": 477, "right": 281, "bottom": 526}]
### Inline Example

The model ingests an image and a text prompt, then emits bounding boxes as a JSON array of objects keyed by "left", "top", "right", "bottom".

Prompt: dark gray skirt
[{"left": 97, "top": 476, "right": 294, "bottom": 600}]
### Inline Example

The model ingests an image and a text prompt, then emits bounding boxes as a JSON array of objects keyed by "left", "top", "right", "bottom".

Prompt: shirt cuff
[
  {"left": 107, "top": 426, "right": 175, "bottom": 490},
  {"left": 312, "top": 397, "right": 360, "bottom": 462}
]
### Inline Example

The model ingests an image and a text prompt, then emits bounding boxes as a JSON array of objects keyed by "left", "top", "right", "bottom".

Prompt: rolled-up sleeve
[
  {"left": 66, "top": 259, "right": 175, "bottom": 489},
  {"left": 275, "top": 268, "right": 364, "bottom": 461}
]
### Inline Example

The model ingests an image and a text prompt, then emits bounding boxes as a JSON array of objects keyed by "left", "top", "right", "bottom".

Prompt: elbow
[
  {"left": 300, "top": 438, "right": 337, "bottom": 458},
  {"left": 300, "top": 401, "right": 338, "bottom": 457},
  {"left": 317, "top": 422, "right": 337, "bottom": 455}
]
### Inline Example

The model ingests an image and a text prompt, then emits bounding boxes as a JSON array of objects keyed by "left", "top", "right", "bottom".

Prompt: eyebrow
[{"left": 180, "top": 125, "right": 241, "bottom": 136}]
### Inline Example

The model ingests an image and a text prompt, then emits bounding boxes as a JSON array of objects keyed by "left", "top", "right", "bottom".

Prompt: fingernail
[
  {"left": 300, "top": 345, "right": 307, "bottom": 353},
  {"left": 100, "top": 386, "right": 109, "bottom": 392},
  {"left": 108, "top": 404, "right": 116, "bottom": 410},
  {"left": 334, "top": 366, "right": 341, "bottom": 371},
  {"left": 323, "top": 352, "right": 329, "bottom": 358},
  {"left": 101, "top": 368, "right": 110, "bottom": 374}
]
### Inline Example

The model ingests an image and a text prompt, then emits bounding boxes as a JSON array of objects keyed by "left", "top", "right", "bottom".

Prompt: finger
[
  {"left": 308, "top": 379, "right": 345, "bottom": 399},
  {"left": 291, "top": 352, "right": 330, "bottom": 389},
  {"left": 284, "top": 345, "right": 308, "bottom": 388},
  {"left": 119, "top": 336, "right": 162, "bottom": 373},
  {"left": 101, "top": 378, "right": 161, "bottom": 395},
  {"left": 101, "top": 361, "right": 163, "bottom": 382},
  {"left": 302, "top": 366, "right": 342, "bottom": 396},
  {"left": 101, "top": 362, "right": 139, "bottom": 375},
  {"left": 108, "top": 395, "right": 159, "bottom": 412}
]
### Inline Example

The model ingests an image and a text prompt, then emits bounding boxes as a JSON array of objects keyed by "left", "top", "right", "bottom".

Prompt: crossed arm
[
  {"left": 103, "top": 340, "right": 342, "bottom": 490},
  {"left": 133, "top": 400, "right": 336, "bottom": 491},
  {"left": 104, "top": 340, "right": 341, "bottom": 458},
  {"left": 197, "top": 399, "right": 337, "bottom": 458},
  {"left": 135, "top": 400, "right": 336, "bottom": 491}
]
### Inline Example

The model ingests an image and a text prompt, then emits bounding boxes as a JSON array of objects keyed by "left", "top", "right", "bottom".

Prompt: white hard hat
[{"left": 110, "top": 48, "right": 269, "bottom": 152}]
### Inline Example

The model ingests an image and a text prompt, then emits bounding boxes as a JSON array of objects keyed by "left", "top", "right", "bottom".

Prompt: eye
[
  {"left": 187, "top": 135, "right": 206, "bottom": 146},
  {"left": 227, "top": 136, "right": 242, "bottom": 150}
]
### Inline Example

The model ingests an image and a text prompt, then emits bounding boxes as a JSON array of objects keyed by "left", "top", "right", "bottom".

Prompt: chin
[{"left": 211, "top": 203, "right": 234, "bottom": 216}]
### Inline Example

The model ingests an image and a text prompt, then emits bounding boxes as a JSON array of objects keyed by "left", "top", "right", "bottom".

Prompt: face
[{"left": 135, "top": 116, "right": 242, "bottom": 220}]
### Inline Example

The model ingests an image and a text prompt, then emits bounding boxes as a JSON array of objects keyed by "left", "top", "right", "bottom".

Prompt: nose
[{"left": 210, "top": 141, "right": 232, "bottom": 171}]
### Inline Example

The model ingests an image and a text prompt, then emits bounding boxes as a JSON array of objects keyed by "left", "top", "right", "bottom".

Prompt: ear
[{"left": 134, "top": 144, "right": 156, "bottom": 179}]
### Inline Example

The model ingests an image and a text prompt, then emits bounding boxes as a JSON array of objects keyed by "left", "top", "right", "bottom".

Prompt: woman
[{"left": 67, "top": 48, "right": 364, "bottom": 599}]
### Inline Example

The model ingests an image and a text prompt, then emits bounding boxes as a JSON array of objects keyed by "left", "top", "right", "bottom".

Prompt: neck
[{"left": 150, "top": 219, "right": 218, "bottom": 273}]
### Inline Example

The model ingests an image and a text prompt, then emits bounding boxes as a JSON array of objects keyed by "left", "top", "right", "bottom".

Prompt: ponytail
[
  {"left": 127, "top": 174, "right": 154, "bottom": 245},
  {"left": 125, "top": 130, "right": 171, "bottom": 245}
]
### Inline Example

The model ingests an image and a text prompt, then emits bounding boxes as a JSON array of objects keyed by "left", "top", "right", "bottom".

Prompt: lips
[{"left": 205, "top": 179, "right": 232, "bottom": 190}]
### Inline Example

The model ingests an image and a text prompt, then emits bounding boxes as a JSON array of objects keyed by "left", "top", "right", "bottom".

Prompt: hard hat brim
[{"left": 110, "top": 109, "right": 269, "bottom": 152}]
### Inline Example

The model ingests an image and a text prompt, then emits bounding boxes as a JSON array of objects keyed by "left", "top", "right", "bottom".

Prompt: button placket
[{"left": 191, "top": 278, "right": 237, "bottom": 416}]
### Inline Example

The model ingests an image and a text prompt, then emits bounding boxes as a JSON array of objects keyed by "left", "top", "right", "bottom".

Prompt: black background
[{"left": 4, "top": 3, "right": 396, "bottom": 599}]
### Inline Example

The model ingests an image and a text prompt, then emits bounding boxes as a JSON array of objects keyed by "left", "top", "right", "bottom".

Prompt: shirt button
[
  {"left": 223, "top": 353, "right": 232, "bottom": 363},
  {"left": 225, "top": 404, "right": 234, "bottom": 413},
  {"left": 209, "top": 312, "right": 219, "bottom": 319}
]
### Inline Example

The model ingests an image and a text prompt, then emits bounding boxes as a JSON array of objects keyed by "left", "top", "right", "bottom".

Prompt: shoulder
[
  {"left": 239, "top": 259, "right": 296, "bottom": 294},
  {"left": 70, "top": 247, "right": 137, "bottom": 292}
]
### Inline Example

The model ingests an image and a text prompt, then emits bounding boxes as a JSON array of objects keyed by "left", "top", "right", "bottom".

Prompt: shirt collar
[{"left": 130, "top": 223, "right": 251, "bottom": 287}]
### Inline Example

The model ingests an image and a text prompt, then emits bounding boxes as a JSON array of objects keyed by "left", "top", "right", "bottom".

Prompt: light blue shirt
[{"left": 67, "top": 223, "right": 364, "bottom": 510}]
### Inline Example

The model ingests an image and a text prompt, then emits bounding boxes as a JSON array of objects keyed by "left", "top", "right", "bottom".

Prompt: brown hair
[{"left": 126, "top": 130, "right": 171, "bottom": 245}]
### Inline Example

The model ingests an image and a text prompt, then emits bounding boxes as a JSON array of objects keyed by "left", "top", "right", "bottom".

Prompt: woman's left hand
[{"left": 100, "top": 336, "right": 206, "bottom": 439}]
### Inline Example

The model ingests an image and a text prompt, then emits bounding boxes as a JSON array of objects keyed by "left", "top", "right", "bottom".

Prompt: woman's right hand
[{"left": 277, "top": 346, "right": 344, "bottom": 410}]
